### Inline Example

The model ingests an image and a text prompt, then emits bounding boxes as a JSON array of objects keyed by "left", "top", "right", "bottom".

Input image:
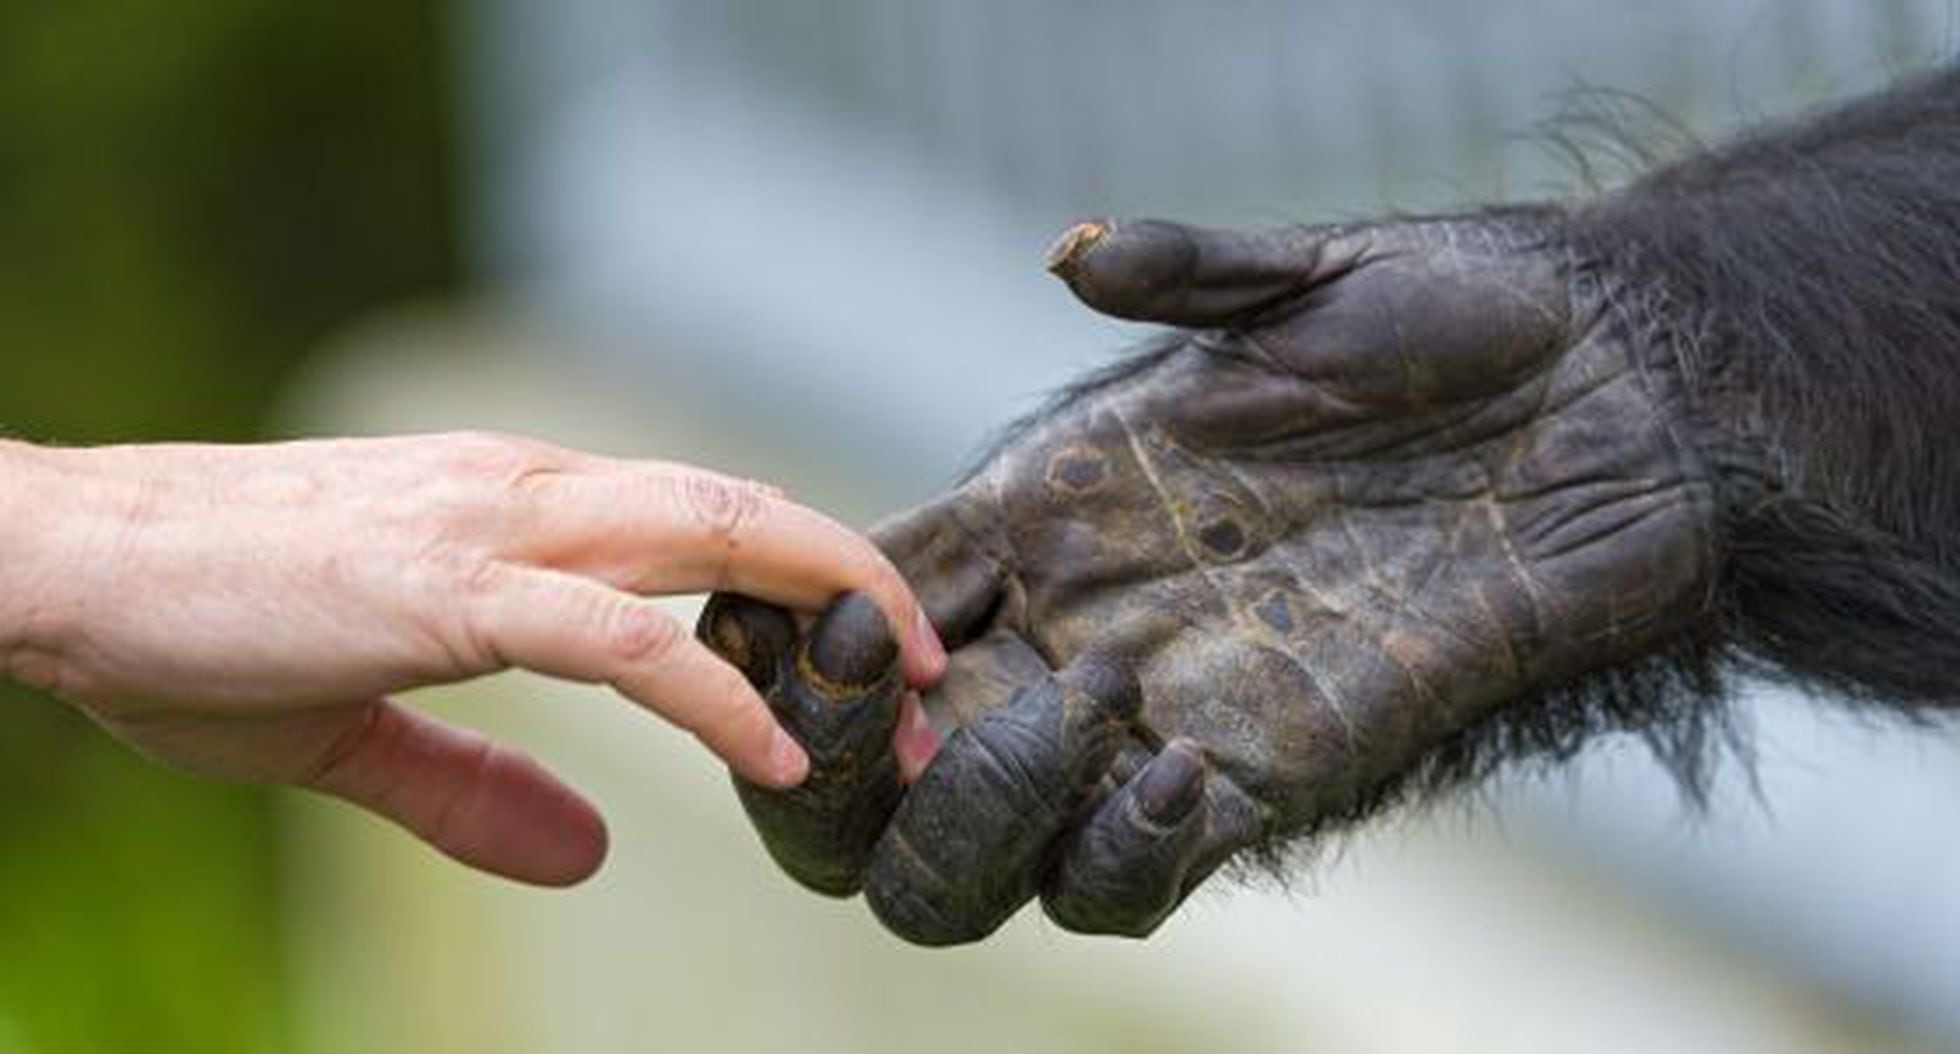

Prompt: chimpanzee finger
[
  {"left": 699, "top": 591, "right": 905, "bottom": 897},
  {"left": 1039, "top": 740, "right": 1265, "bottom": 937},
  {"left": 698, "top": 592, "right": 797, "bottom": 693},
  {"left": 1038, "top": 740, "right": 1206, "bottom": 936},
  {"left": 862, "top": 657, "right": 1141, "bottom": 946},
  {"left": 1045, "top": 218, "right": 1356, "bottom": 328},
  {"left": 870, "top": 490, "right": 1012, "bottom": 651}
]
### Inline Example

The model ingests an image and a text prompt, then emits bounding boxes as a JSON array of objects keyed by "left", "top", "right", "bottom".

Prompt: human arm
[{"left": 0, "top": 432, "right": 943, "bottom": 886}]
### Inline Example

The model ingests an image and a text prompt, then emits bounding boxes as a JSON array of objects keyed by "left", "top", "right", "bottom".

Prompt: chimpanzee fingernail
[
  {"left": 1133, "top": 743, "right": 1206, "bottom": 825},
  {"left": 1062, "top": 655, "right": 1143, "bottom": 723},
  {"left": 806, "top": 593, "right": 898, "bottom": 689},
  {"left": 1045, "top": 220, "right": 1110, "bottom": 278}
]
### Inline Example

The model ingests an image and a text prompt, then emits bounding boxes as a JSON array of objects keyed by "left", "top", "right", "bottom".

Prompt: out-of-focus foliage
[
  {"left": 0, "top": 1, "right": 456, "bottom": 443},
  {"left": 0, "top": 3, "right": 457, "bottom": 1052},
  {"left": 0, "top": 712, "right": 287, "bottom": 1054}
]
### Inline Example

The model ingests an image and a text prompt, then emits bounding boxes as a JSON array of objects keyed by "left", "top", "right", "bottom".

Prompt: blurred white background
[{"left": 272, "top": 2, "right": 1960, "bottom": 1051}]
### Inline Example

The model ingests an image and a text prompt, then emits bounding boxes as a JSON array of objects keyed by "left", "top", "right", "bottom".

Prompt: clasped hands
[
  {"left": 0, "top": 209, "right": 1712, "bottom": 941},
  {"left": 702, "top": 211, "right": 1714, "bottom": 944}
]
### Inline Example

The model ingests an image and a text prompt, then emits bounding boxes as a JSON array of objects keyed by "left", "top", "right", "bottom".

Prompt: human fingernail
[
  {"left": 768, "top": 727, "right": 810, "bottom": 787},
  {"left": 897, "top": 693, "right": 942, "bottom": 776},
  {"left": 914, "top": 608, "right": 948, "bottom": 678}
]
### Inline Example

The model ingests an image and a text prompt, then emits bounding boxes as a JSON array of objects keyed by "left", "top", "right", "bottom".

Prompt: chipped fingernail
[{"left": 1045, "top": 220, "right": 1109, "bottom": 276}]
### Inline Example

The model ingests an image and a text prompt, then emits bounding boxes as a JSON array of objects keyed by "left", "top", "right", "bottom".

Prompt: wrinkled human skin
[{"left": 700, "top": 212, "right": 1719, "bottom": 944}]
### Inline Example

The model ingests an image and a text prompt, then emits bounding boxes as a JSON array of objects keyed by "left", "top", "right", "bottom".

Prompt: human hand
[
  {"left": 0, "top": 433, "right": 942, "bottom": 886},
  {"left": 703, "top": 212, "right": 1717, "bottom": 942}
]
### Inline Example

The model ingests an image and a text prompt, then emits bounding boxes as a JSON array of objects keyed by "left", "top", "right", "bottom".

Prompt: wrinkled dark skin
[{"left": 699, "top": 212, "right": 1717, "bottom": 945}]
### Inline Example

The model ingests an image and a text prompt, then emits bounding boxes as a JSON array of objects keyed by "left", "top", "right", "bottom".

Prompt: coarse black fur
[
  {"left": 957, "top": 338, "right": 1186, "bottom": 486},
  {"left": 1571, "top": 64, "right": 1960, "bottom": 715},
  {"left": 1303, "top": 63, "right": 1960, "bottom": 847},
  {"left": 990, "top": 66, "right": 1960, "bottom": 858}
]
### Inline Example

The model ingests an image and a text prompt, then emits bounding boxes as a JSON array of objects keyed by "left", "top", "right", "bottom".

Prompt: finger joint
[{"left": 604, "top": 602, "right": 684, "bottom": 666}]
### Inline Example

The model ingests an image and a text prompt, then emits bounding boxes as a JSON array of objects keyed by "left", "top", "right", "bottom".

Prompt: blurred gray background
[{"left": 274, "top": 2, "right": 1960, "bottom": 1051}]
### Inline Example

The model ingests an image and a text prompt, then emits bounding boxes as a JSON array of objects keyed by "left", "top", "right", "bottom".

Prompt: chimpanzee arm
[
  {"left": 1569, "top": 64, "right": 1960, "bottom": 710},
  {"left": 703, "top": 66, "right": 1960, "bottom": 945}
]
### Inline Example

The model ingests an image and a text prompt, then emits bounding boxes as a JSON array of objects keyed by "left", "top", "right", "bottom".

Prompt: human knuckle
[
  {"left": 301, "top": 703, "right": 394, "bottom": 793},
  {"left": 425, "top": 544, "right": 506, "bottom": 599},
  {"left": 676, "top": 473, "right": 772, "bottom": 542},
  {"left": 397, "top": 435, "right": 554, "bottom": 538},
  {"left": 4, "top": 647, "right": 75, "bottom": 700},
  {"left": 868, "top": 556, "right": 912, "bottom": 605},
  {"left": 434, "top": 430, "right": 555, "bottom": 482},
  {"left": 409, "top": 552, "right": 504, "bottom": 671},
  {"left": 694, "top": 679, "right": 767, "bottom": 744},
  {"left": 603, "top": 602, "right": 684, "bottom": 665}
]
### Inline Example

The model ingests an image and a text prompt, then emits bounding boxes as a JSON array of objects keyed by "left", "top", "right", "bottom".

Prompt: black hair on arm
[
  {"left": 968, "top": 69, "right": 1960, "bottom": 846},
  {"left": 1569, "top": 64, "right": 1960, "bottom": 714},
  {"left": 1267, "top": 66, "right": 1960, "bottom": 840}
]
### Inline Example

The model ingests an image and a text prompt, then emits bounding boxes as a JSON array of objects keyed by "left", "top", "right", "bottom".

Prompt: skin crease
[
  {"left": 712, "top": 65, "right": 1960, "bottom": 945},
  {"left": 710, "top": 213, "right": 1719, "bottom": 943},
  {"left": 0, "top": 432, "right": 945, "bottom": 887}
]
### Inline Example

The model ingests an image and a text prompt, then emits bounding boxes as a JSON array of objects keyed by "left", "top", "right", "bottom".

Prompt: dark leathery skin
[
  {"left": 702, "top": 211, "right": 1717, "bottom": 944},
  {"left": 913, "top": 215, "right": 1715, "bottom": 824},
  {"left": 703, "top": 591, "right": 905, "bottom": 897},
  {"left": 1040, "top": 739, "right": 1213, "bottom": 937},
  {"left": 862, "top": 654, "right": 1138, "bottom": 945}
]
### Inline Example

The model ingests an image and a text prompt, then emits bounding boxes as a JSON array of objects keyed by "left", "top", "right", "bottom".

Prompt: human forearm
[
  {"left": 0, "top": 432, "right": 943, "bottom": 886},
  {"left": 0, "top": 439, "right": 83, "bottom": 689}
]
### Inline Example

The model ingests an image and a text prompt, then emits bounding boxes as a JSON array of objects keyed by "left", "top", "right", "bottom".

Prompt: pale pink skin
[{"left": 0, "top": 433, "right": 944, "bottom": 887}]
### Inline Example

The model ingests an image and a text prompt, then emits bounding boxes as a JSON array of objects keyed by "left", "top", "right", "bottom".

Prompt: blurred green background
[{"left": 0, "top": 3, "right": 454, "bottom": 1051}]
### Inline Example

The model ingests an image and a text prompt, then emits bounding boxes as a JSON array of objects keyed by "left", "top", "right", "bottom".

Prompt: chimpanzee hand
[{"left": 701, "top": 212, "right": 1718, "bottom": 944}]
